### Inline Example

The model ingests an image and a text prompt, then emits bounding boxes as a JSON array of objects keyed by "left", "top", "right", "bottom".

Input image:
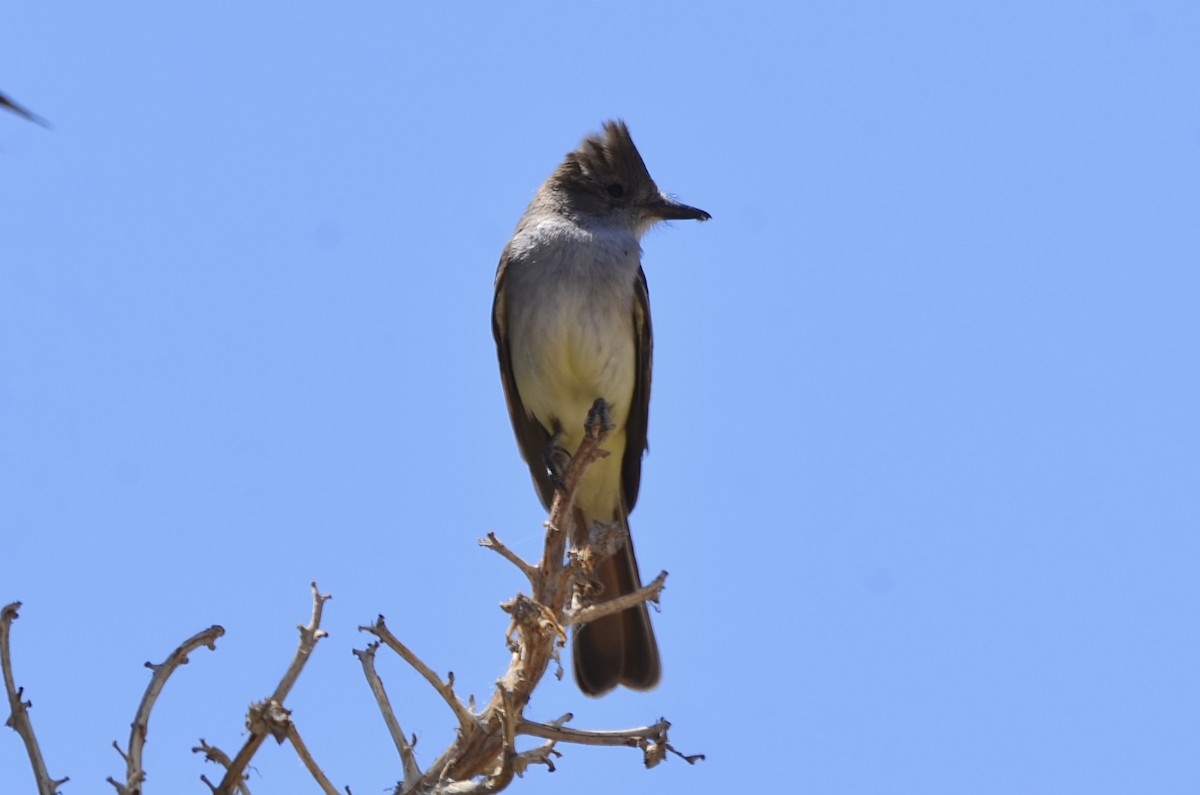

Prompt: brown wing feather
[
  {"left": 620, "top": 267, "right": 652, "bottom": 512},
  {"left": 492, "top": 251, "right": 556, "bottom": 510}
]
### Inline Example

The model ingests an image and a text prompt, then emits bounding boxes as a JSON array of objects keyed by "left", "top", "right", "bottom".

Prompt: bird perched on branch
[{"left": 492, "top": 120, "right": 709, "bottom": 695}]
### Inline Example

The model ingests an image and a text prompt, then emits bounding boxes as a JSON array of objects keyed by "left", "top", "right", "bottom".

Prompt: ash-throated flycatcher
[{"left": 492, "top": 121, "right": 709, "bottom": 695}]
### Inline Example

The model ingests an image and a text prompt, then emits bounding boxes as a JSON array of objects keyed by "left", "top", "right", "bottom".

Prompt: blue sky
[{"left": 2, "top": 3, "right": 1198, "bottom": 793}]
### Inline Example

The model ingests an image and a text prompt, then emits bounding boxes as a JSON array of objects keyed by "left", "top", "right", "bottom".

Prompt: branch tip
[{"left": 111, "top": 739, "right": 130, "bottom": 763}]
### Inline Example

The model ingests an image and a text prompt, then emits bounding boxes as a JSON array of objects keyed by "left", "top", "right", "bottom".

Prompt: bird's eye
[{"left": 606, "top": 183, "right": 625, "bottom": 198}]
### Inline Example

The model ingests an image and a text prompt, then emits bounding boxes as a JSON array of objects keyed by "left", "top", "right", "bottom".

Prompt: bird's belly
[
  {"left": 514, "top": 305, "right": 636, "bottom": 439},
  {"left": 514, "top": 309, "right": 634, "bottom": 521}
]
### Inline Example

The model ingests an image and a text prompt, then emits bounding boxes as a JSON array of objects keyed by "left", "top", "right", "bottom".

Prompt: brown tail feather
[{"left": 572, "top": 514, "right": 660, "bottom": 696}]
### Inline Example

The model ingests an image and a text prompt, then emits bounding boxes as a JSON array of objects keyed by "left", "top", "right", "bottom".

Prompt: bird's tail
[{"left": 571, "top": 509, "right": 660, "bottom": 696}]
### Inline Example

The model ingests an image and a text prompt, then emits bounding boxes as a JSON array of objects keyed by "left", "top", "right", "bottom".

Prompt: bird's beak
[{"left": 644, "top": 194, "right": 711, "bottom": 222}]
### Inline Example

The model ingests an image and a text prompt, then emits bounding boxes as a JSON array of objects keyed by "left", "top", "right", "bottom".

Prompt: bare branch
[
  {"left": 111, "top": 739, "right": 130, "bottom": 763},
  {"left": 273, "top": 582, "right": 331, "bottom": 703},
  {"left": 352, "top": 642, "right": 422, "bottom": 786},
  {"left": 216, "top": 733, "right": 265, "bottom": 795},
  {"left": 216, "top": 583, "right": 331, "bottom": 794},
  {"left": 518, "top": 717, "right": 703, "bottom": 768},
  {"left": 360, "top": 617, "right": 479, "bottom": 739},
  {"left": 2, "top": 602, "right": 68, "bottom": 795},
  {"left": 192, "top": 740, "right": 251, "bottom": 795},
  {"left": 518, "top": 717, "right": 669, "bottom": 748},
  {"left": 109, "top": 625, "right": 225, "bottom": 794},
  {"left": 479, "top": 532, "right": 537, "bottom": 586},
  {"left": 510, "top": 740, "right": 560, "bottom": 777},
  {"left": 566, "top": 570, "right": 667, "bottom": 627},
  {"left": 665, "top": 745, "right": 706, "bottom": 766},
  {"left": 437, "top": 687, "right": 520, "bottom": 795},
  {"left": 285, "top": 722, "right": 340, "bottom": 795}
]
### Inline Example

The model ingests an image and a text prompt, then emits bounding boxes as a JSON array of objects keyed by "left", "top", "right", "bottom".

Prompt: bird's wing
[
  {"left": 492, "top": 250, "right": 556, "bottom": 510},
  {"left": 621, "top": 266, "right": 652, "bottom": 512}
]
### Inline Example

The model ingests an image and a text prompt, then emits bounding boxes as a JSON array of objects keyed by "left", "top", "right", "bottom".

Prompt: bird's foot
[
  {"left": 543, "top": 431, "right": 572, "bottom": 495},
  {"left": 584, "top": 398, "right": 615, "bottom": 441}
]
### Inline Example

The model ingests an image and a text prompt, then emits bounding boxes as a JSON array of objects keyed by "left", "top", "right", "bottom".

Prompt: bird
[{"left": 492, "top": 120, "right": 709, "bottom": 695}]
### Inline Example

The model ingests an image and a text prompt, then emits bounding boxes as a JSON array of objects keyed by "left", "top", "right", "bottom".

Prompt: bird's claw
[
  {"left": 543, "top": 432, "right": 572, "bottom": 495},
  {"left": 585, "top": 398, "right": 615, "bottom": 440}
]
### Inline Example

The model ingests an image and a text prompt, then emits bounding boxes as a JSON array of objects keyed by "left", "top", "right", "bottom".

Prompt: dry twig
[
  {"left": 352, "top": 642, "right": 422, "bottom": 787},
  {"left": 107, "top": 625, "right": 225, "bottom": 795},
  {"left": 479, "top": 532, "right": 537, "bottom": 587},
  {"left": 1, "top": 602, "right": 66, "bottom": 795},
  {"left": 361, "top": 617, "right": 479, "bottom": 739},
  {"left": 286, "top": 722, "right": 340, "bottom": 795},
  {"left": 214, "top": 582, "right": 333, "bottom": 795},
  {"left": 566, "top": 571, "right": 668, "bottom": 627},
  {"left": 192, "top": 739, "right": 252, "bottom": 795}
]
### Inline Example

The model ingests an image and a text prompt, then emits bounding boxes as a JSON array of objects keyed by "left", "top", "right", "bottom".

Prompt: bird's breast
[{"left": 504, "top": 222, "right": 641, "bottom": 435}]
